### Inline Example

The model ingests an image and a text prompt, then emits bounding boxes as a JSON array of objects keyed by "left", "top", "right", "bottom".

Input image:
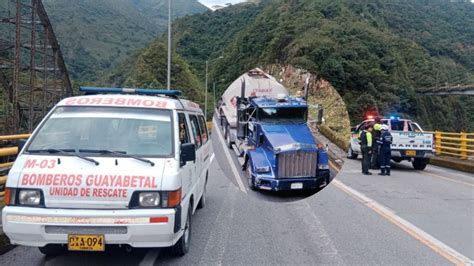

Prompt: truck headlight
[
  {"left": 318, "top": 164, "right": 329, "bottom": 170},
  {"left": 139, "top": 192, "right": 160, "bottom": 207},
  {"left": 256, "top": 166, "right": 271, "bottom": 173},
  {"left": 18, "top": 189, "right": 41, "bottom": 206}
]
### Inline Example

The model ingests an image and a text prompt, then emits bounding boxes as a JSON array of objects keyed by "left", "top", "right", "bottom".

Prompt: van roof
[{"left": 57, "top": 94, "right": 203, "bottom": 113}]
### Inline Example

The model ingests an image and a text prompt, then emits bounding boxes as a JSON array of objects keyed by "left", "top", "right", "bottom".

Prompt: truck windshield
[
  {"left": 26, "top": 106, "right": 173, "bottom": 157},
  {"left": 259, "top": 107, "right": 307, "bottom": 123}
]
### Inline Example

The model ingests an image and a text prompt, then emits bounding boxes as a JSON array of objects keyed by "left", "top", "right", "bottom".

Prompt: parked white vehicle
[
  {"left": 347, "top": 117, "right": 434, "bottom": 170},
  {"left": 2, "top": 87, "right": 213, "bottom": 256}
]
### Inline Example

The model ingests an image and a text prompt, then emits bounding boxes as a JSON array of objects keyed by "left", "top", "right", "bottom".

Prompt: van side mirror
[
  {"left": 18, "top": 139, "right": 27, "bottom": 152},
  {"left": 180, "top": 143, "right": 196, "bottom": 167}
]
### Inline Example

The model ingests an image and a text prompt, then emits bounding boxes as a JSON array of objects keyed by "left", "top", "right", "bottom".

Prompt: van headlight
[
  {"left": 18, "top": 189, "right": 42, "bottom": 206},
  {"left": 139, "top": 192, "right": 160, "bottom": 207}
]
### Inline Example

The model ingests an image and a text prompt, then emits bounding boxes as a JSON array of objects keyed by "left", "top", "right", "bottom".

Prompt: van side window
[
  {"left": 197, "top": 115, "right": 208, "bottom": 144},
  {"left": 178, "top": 113, "right": 190, "bottom": 144},
  {"left": 189, "top": 115, "right": 202, "bottom": 148}
]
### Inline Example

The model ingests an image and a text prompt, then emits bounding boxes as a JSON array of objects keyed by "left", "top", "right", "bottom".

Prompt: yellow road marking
[
  {"left": 329, "top": 161, "right": 341, "bottom": 172},
  {"left": 333, "top": 179, "right": 473, "bottom": 265}
]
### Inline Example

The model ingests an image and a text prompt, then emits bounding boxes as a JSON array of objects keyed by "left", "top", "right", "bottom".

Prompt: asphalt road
[
  {"left": 211, "top": 118, "right": 338, "bottom": 203},
  {"left": 0, "top": 126, "right": 472, "bottom": 265}
]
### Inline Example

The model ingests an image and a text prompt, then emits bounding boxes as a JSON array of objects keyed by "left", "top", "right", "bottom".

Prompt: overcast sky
[{"left": 198, "top": 0, "right": 247, "bottom": 8}]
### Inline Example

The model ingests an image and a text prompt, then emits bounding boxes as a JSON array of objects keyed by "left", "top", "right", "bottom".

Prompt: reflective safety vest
[{"left": 359, "top": 130, "right": 372, "bottom": 147}]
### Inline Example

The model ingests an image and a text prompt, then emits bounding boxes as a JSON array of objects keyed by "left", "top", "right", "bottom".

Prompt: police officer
[
  {"left": 359, "top": 124, "right": 374, "bottom": 175},
  {"left": 371, "top": 117, "right": 382, "bottom": 169},
  {"left": 377, "top": 124, "right": 393, "bottom": 176}
]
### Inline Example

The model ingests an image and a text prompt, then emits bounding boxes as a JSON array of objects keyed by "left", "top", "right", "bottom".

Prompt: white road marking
[
  {"left": 332, "top": 179, "right": 473, "bottom": 265},
  {"left": 210, "top": 153, "right": 215, "bottom": 163},
  {"left": 213, "top": 119, "right": 247, "bottom": 193},
  {"left": 139, "top": 249, "right": 160, "bottom": 266}
]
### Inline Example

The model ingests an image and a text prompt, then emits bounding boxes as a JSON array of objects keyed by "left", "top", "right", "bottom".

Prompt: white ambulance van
[{"left": 2, "top": 87, "right": 213, "bottom": 256}]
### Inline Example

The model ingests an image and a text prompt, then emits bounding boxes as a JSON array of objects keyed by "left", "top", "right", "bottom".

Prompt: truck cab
[{"left": 237, "top": 95, "right": 330, "bottom": 191}]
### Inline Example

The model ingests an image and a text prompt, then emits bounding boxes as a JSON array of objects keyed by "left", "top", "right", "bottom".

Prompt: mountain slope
[
  {"left": 41, "top": 0, "right": 207, "bottom": 81},
  {"left": 104, "top": 41, "right": 204, "bottom": 104},
  {"left": 167, "top": 0, "right": 473, "bottom": 131}
]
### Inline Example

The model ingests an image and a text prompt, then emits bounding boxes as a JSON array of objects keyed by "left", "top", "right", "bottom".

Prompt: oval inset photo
[{"left": 211, "top": 65, "right": 350, "bottom": 202}]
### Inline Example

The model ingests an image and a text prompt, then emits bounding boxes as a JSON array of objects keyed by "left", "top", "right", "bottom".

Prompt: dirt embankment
[{"left": 264, "top": 64, "right": 351, "bottom": 147}]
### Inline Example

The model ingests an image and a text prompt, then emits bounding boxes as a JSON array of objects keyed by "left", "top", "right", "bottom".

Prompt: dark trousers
[
  {"left": 379, "top": 147, "right": 391, "bottom": 174},
  {"left": 361, "top": 146, "right": 371, "bottom": 174},
  {"left": 371, "top": 144, "right": 379, "bottom": 169}
]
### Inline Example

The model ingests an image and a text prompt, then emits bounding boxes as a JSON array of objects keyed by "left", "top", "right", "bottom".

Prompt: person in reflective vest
[
  {"left": 359, "top": 124, "right": 374, "bottom": 175},
  {"left": 377, "top": 124, "right": 393, "bottom": 176},
  {"left": 371, "top": 118, "right": 382, "bottom": 169}
]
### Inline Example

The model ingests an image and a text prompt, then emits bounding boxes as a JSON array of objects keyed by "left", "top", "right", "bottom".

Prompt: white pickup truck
[{"left": 347, "top": 117, "right": 434, "bottom": 170}]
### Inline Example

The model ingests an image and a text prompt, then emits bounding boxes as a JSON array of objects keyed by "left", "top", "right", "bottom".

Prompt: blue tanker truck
[{"left": 218, "top": 69, "right": 330, "bottom": 191}]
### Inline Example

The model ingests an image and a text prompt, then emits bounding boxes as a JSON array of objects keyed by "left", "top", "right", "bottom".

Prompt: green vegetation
[
  {"left": 153, "top": 0, "right": 473, "bottom": 131},
  {"left": 103, "top": 41, "right": 204, "bottom": 104},
  {"left": 41, "top": 0, "right": 207, "bottom": 81}
]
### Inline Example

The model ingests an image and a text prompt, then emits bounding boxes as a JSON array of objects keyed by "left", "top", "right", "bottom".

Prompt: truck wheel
[
  {"left": 412, "top": 158, "right": 429, "bottom": 170},
  {"left": 172, "top": 206, "right": 191, "bottom": 256},
  {"left": 246, "top": 163, "right": 256, "bottom": 191},
  {"left": 347, "top": 146, "right": 358, "bottom": 159},
  {"left": 38, "top": 244, "right": 66, "bottom": 256},
  {"left": 225, "top": 125, "right": 233, "bottom": 149}
]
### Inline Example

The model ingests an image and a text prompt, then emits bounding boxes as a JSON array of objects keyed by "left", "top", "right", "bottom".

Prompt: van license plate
[
  {"left": 291, "top": 182, "right": 303, "bottom": 189},
  {"left": 68, "top": 234, "right": 104, "bottom": 251},
  {"left": 406, "top": 150, "right": 417, "bottom": 156}
]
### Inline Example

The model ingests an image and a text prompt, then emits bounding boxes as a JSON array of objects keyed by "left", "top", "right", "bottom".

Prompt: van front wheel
[{"left": 172, "top": 206, "right": 191, "bottom": 256}]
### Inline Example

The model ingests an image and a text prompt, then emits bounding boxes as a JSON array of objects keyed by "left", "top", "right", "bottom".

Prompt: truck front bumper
[
  {"left": 2, "top": 206, "right": 182, "bottom": 248},
  {"left": 255, "top": 170, "right": 330, "bottom": 191}
]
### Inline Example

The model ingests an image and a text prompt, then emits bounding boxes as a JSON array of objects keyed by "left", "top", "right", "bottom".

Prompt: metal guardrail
[
  {"left": 0, "top": 134, "right": 31, "bottom": 201},
  {"left": 429, "top": 131, "right": 474, "bottom": 160}
]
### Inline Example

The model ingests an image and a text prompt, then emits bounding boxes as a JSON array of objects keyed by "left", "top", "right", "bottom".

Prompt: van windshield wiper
[
  {"left": 79, "top": 149, "right": 155, "bottom": 167},
  {"left": 28, "top": 148, "right": 100, "bottom": 166}
]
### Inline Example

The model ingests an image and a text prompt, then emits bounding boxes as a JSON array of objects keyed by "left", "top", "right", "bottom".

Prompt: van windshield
[{"left": 26, "top": 106, "right": 173, "bottom": 157}]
